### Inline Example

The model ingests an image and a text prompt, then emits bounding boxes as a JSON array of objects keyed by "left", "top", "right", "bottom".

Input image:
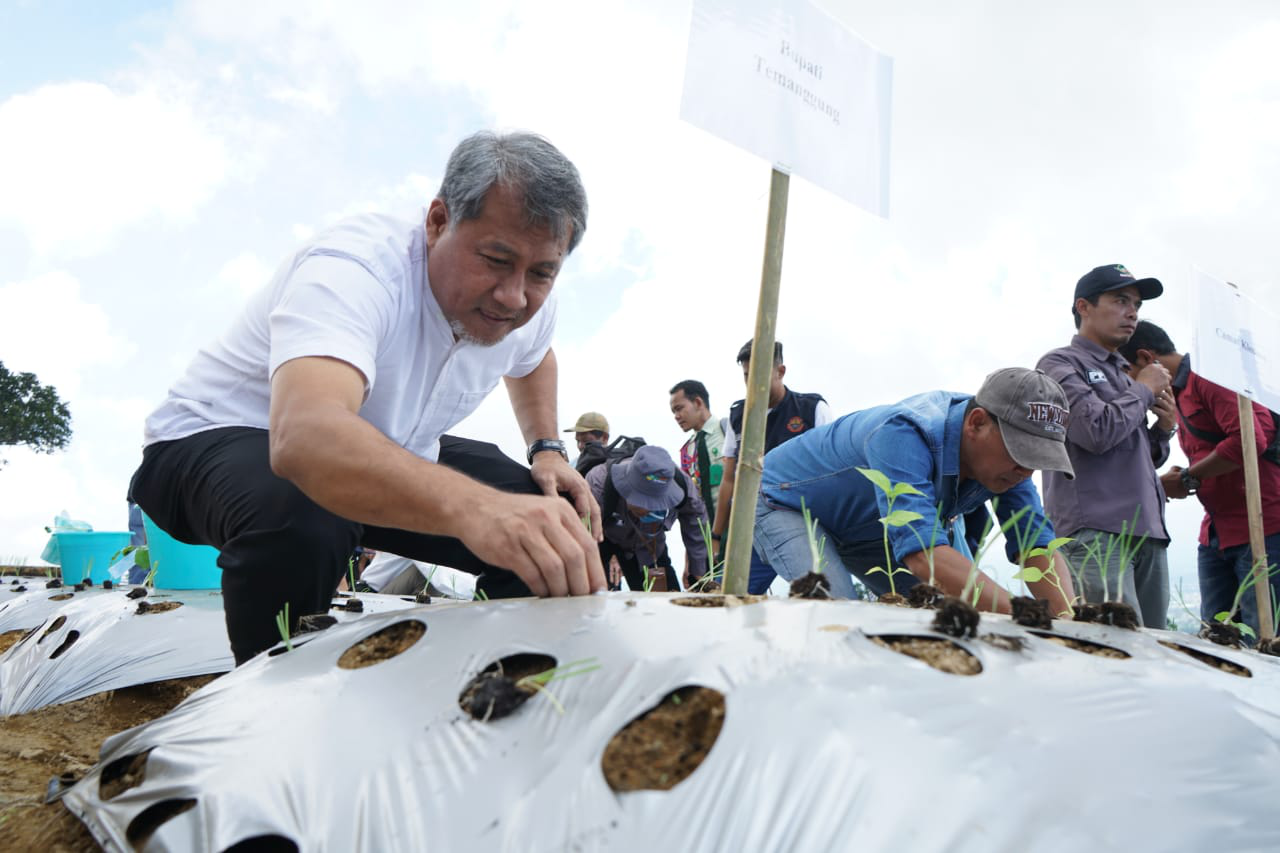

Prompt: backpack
[
  {"left": 575, "top": 434, "right": 647, "bottom": 476},
  {"left": 1179, "top": 406, "right": 1280, "bottom": 466}
]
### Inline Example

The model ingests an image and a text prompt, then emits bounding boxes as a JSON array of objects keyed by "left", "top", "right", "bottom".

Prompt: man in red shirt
[{"left": 1120, "top": 321, "right": 1280, "bottom": 637}]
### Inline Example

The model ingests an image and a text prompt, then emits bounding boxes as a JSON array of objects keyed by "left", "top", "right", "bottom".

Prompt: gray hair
[{"left": 437, "top": 131, "right": 588, "bottom": 254}]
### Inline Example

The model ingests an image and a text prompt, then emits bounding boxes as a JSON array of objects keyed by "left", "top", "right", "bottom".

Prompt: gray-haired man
[{"left": 130, "top": 131, "right": 606, "bottom": 663}]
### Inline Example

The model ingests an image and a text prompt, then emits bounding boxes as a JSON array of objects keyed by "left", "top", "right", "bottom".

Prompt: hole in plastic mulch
[
  {"left": 459, "top": 653, "right": 558, "bottom": 721},
  {"left": 869, "top": 634, "right": 983, "bottom": 675},
  {"left": 126, "top": 797, "right": 197, "bottom": 849},
  {"left": 220, "top": 834, "right": 301, "bottom": 853},
  {"left": 1028, "top": 631, "right": 1131, "bottom": 659},
  {"left": 0, "top": 628, "right": 27, "bottom": 654},
  {"left": 48, "top": 593, "right": 74, "bottom": 601},
  {"left": 602, "top": 685, "right": 726, "bottom": 791},
  {"left": 38, "top": 615, "right": 67, "bottom": 643},
  {"left": 337, "top": 620, "right": 426, "bottom": 670},
  {"left": 1158, "top": 640, "right": 1252, "bottom": 678},
  {"left": 99, "top": 748, "right": 155, "bottom": 801},
  {"left": 670, "top": 595, "right": 766, "bottom": 608},
  {"left": 136, "top": 601, "right": 184, "bottom": 615},
  {"left": 49, "top": 630, "right": 80, "bottom": 659}
]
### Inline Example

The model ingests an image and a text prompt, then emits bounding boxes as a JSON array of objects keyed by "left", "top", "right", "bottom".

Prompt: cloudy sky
[{"left": 2, "top": 0, "right": 1277, "bottom": 608}]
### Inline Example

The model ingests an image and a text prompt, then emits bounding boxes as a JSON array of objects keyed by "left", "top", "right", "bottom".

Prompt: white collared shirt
[{"left": 144, "top": 209, "right": 556, "bottom": 462}]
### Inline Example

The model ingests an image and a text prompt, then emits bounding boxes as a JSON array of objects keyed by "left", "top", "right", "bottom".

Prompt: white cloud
[{"left": 0, "top": 81, "right": 231, "bottom": 256}]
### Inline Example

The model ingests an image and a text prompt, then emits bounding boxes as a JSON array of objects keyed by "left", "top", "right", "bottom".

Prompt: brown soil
[
  {"left": 877, "top": 592, "right": 908, "bottom": 607},
  {"left": 601, "top": 686, "right": 726, "bottom": 792},
  {"left": 1029, "top": 631, "right": 1130, "bottom": 659},
  {"left": 336, "top": 620, "right": 426, "bottom": 670},
  {"left": 1010, "top": 596, "right": 1052, "bottom": 629},
  {"left": 0, "top": 675, "right": 220, "bottom": 852},
  {"left": 788, "top": 572, "right": 830, "bottom": 599},
  {"left": 1073, "top": 601, "right": 1138, "bottom": 630},
  {"left": 49, "top": 593, "right": 74, "bottom": 602},
  {"left": 905, "top": 583, "right": 944, "bottom": 609},
  {"left": 869, "top": 635, "right": 982, "bottom": 675},
  {"left": 931, "top": 597, "right": 980, "bottom": 639},
  {"left": 1158, "top": 640, "right": 1252, "bottom": 677},
  {"left": 135, "top": 601, "right": 183, "bottom": 616},
  {"left": 670, "top": 595, "right": 765, "bottom": 608},
  {"left": 0, "top": 629, "right": 26, "bottom": 654},
  {"left": 457, "top": 653, "right": 557, "bottom": 721},
  {"left": 1258, "top": 637, "right": 1280, "bottom": 657}
]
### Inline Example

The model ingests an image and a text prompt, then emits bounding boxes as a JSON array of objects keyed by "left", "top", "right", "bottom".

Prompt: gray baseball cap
[
  {"left": 611, "top": 445, "right": 684, "bottom": 511},
  {"left": 973, "top": 368, "right": 1075, "bottom": 479}
]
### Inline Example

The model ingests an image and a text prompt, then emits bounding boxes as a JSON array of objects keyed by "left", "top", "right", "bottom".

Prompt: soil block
[
  {"left": 414, "top": 592, "right": 432, "bottom": 604},
  {"left": 788, "top": 572, "right": 831, "bottom": 599},
  {"left": 1073, "top": 601, "right": 1138, "bottom": 630},
  {"left": 602, "top": 685, "right": 726, "bottom": 792},
  {"left": 127, "top": 587, "right": 148, "bottom": 600},
  {"left": 1258, "top": 637, "right": 1280, "bottom": 657},
  {"left": 337, "top": 620, "right": 426, "bottom": 670},
  {"left": 877, "top": 592, "right": 908, "bottom": 607},
  {"left": 1028, "top": 631, "right": 1130, "bottom": 659},
  {"left": 932, "top": 597, "right": 980, "bottom": 638},
  {"left": 45, "top": 579, "right": 61, "bottom": 589},
  {"left": 869, "top": 635, "right": 982, "bottom": 675},
  {"left": 296, "top": 614, "right": 338, "bottom": 635},
  {"left": 1158, "top": 640, "right": 1252, "bottom": 677},
  {"left": 1199, "top": 620, "right": 1243, "bottom": 648},
  {"left": 906, "top": 583, "right": 944, "bottom": 609},
  {"left": 458, "top": 652, "right": 557, "bottom": 721},
  {"left": 1011, "top": 596, "right": 1052, "bottom": 629}
]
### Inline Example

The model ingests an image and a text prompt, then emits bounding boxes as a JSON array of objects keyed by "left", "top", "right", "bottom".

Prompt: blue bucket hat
[{"left": 611, "top": 446, "right": 684, "bottom": 512}]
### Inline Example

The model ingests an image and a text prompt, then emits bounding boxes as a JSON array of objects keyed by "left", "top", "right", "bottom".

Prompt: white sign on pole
[
  {"left": 1192, "top": 267, "right": 1280, "bottom": 412},
  {"left": 680, "top": 0, "right": 893, "bottom": 217}
]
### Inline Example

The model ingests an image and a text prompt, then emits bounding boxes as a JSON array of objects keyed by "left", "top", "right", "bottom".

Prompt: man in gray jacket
[{"left": 1037, "top": 264, "right": 1176, "bottom": 626}]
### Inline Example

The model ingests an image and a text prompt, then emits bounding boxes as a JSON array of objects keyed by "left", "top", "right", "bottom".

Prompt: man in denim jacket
[{"left": 756, "top": 368, "right": 1076, "bottom": 615}]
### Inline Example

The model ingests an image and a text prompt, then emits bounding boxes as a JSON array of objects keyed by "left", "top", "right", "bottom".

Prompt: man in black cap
[
  {"left": 1036, "top": 264, "right": 1177, "bottom": 626},
  {"left": 585, "top": 445, "right": 709, "bottom": 592}
]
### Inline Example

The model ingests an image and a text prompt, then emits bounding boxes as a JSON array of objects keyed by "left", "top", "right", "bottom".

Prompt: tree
[{"left": 0, "top": 361, "right": 72, "bottom": 462}]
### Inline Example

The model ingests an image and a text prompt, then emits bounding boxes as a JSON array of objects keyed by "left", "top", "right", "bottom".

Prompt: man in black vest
[{"left": 711, "top": 339, "right": 830, "bottom": 593}]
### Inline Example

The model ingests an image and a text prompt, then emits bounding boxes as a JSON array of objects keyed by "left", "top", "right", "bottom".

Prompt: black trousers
[
  {"left": 598, "top": 540, "right": 679, "bottom": 592},
  {"left": 129, "top": 427, "right": 538, "bottom": 664}
]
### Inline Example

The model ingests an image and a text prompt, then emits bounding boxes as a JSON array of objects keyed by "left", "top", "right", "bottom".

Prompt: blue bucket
[
  {"left": 142, "top": 515, "right": 222, "bottom": 590},
  {"left": 55, "top": 531, "right": 134, "bottom": 584}
]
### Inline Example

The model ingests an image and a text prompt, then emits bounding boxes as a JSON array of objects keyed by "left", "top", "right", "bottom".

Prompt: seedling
[
  {"left": 514, "top": 658, "right": 602, "bottom": 715},
  {"left": 691, "top": 516, "right": 724, "bottom": 591},
  {"left": 275, "top": 602, "right": 293, "bottom": 652},
  {"left": 800, "top": 498, "right": 827, "bottom": 575},
  {"left": 474, "top": 588, "right": 489, "bottom": 602},
  {"left": 1212, "top": 557, "right": 1280, "bottom": 641},
  {"left": 960, "top": 503, "right": 1031, "bottom": 605},
  {"left": 143, "top": 561, "right": 159, "bottom": 589},
  {"left": 347, "top": 558, "right": 358, "bottom": 596},
  {"left": 857, "top": 467, "right": 925, "bottom": 597},
  {"left": 1008, "top": 515, "right": 1076, "bottom": 618},
  {"left": 643, "top": 567, "right": 660, "bottom": 593}
]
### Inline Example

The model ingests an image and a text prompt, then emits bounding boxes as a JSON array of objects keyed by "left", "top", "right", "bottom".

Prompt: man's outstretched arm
[{"left": 269, "top": 355, "right": 604, "bottom": 596}]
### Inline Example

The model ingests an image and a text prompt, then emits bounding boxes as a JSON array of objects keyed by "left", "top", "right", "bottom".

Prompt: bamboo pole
[
  {"left": 1237, "top": 393, "right": 1275, "bottom": 640},
  {"left": 722, "top": 168, "right": 790, "bottom": 595}
]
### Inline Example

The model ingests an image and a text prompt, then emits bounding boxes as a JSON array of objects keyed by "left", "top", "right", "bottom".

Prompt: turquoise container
[
  {"left": 142, "top": 515, "right": 222, "bottom": 590},
  {"left": 55, "top": 531, "right": 133, "bottom": 584}
]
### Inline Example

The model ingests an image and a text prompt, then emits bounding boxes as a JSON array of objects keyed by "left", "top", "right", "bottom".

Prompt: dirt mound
[{"left": 0, "top": 675, "right": 220, "bottom": 851}]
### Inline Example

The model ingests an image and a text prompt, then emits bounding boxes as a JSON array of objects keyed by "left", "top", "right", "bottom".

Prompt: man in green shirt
[{"left": 670, "top": 379, "right": 724, "bottom": 584}]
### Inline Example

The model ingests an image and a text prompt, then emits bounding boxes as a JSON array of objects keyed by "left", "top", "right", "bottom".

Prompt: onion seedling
[
  {"left": 514, "top": 657, "right": 602, "bottom": 715},
  {"left": 474, "top": 588, "right": 489, "bottom": 602},
  {"left": 275, "top": 602, "right": 292, "bottom": 652},
  {"left": 800, "top": 498, "right": 828, "bottom": 576}
]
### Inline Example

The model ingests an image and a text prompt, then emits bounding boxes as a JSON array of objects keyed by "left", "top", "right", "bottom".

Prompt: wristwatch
[
  {"left": 527, "top": 438, "right": 569, "bottom": 464},
  {"left": 1179, "top": 468, "right": 1201, "bottom": 494}
]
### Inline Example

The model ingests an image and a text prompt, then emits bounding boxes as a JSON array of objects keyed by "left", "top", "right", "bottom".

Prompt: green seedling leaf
[
  {"left": 882, "top": 509, "right": 924, "bottom": 528},
  {"left": 1239, "top": 623, "right": 1257, "bottom": 639},
  {"left": 888, "top": 482, "right": 925, "bottom": 500},
  {"left": 866, "top": 566, "right": 887, "bottom": 576},
  {"left": 1045, "top": 537, "right": 1073, "bottom": 552},
  {"left": 857, "top": 467, "right": 893, "bottom": 495},
  {"left": 1013, "top": 566, "right": 1044, "bottom": 584}
]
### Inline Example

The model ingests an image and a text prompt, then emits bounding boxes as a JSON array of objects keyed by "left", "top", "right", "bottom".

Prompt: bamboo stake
[
  {"left": 1237, "top": 393, "right": 1275, "bottom": 640},
  {"left": 722, "top": 168, "right": 790, "bottom": 595}
]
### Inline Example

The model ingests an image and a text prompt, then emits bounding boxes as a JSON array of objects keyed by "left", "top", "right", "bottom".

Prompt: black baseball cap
[{"left": 1074, "top": 264, "right": 1163, "bottom": 303}]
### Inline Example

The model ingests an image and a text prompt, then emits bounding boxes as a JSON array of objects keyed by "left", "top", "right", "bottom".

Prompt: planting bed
[{"left": 42, "top": 593, "right": 1280, "bottom": 851}]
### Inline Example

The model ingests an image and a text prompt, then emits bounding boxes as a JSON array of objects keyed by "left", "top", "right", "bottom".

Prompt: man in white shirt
[{"left": 130, "top": 131, "right": 605, "bottom": 663}]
